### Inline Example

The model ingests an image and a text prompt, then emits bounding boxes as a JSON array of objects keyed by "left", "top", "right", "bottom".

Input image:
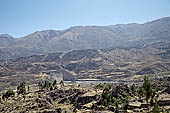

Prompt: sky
[{"left": 0, "top": 0, "right": 170, "bottom": 38}]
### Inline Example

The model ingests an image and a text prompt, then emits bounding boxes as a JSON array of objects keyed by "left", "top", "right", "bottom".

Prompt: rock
[
  {"left": 140, "top": 103, "right": 149, "bottom": 108},
  {"left": 42, "top": 110, "right": 56, "bottom": 113},
  {"left": 108, "top": 106, "right": 115, "bottom": 112},
  {"left": 167, "top": 77, "right": 170, "bottom": 81},
  {"left": 114, "top": 86, "right": 121, "bottom": 97},
  {"left": 165, "top": 86, "right": 170, "bottom": 94},
  {"left": 46, "top": 97, "right": 53, "bottom": 105},
  {"left": 55, "top": 108, "right": 62, "bottom": 113},
  {"left": 133, "top": 109, "right": 143, "bottom": 112},
  {"left": 48, "top": 89, "right": 81, "bottom": 101},
  {"left": 74, "top": 95, "right": 98, "bottom": 109},
  {"left": 128, "top": 102, "right": 141, "bottom": 110},
  {"left": 158, "top": 99, "right": 170, "bottom": 106},
  {"left": 91, "top": 104, "right": 105, "bottom": 111}
]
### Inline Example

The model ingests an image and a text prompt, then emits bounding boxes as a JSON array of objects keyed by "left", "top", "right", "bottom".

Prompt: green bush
[
  {"left": 2, "top": 89, "right": 15, "bottom": 100},
  {"left": 17, "top": 82, "right": 26, "bottom": 95},
  {"left": 131, "top": 84, "right": 136, "bottom": 94},
  {"left": 38, "top": 80, "right": 53, "bottom": 90},
  {"left": 123, "top": 95, "right": 129, "bottom": 111},
  {"left": 152, "top": 102, "right": 160, "bottom": 113},
  {"left": 143, "top": 76, "right": 153, "bottom": 103},
  {"left": 114, "top": 99, "right": 119, "bottom": 113},
  {"left": 99, "top": 84, "right": 115, "bottom": 106}
]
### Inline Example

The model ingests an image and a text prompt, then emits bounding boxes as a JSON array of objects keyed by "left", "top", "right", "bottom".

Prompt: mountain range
[
  {"left": 0, "top": 17, "right": 170, "bottom": 90},
  {"left": 1, "top": 17, "right": 170, "bottom": 60}
]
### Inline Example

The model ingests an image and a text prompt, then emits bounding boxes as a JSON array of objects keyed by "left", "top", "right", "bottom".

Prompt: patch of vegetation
[
  {"left": 38, "top": 80, "right": 53, "bottom": 90},
  {"left": 152, "top": 100, "right": 160, "bottom": 113},
  {"left": 2, "top": 89, "right": 15, "bottom": 100},
  {"left": 17, "top": 82, "right": 26, "bottom": 95},
  {"left": 98, "top": 84, "right": 115, "bottom": 106}
]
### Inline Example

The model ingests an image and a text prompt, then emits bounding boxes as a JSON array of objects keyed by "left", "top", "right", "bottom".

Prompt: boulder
[
  {"left": 158, "top": 99, "right": 170, "bottom": 106},
  {"left": 165, "top": 86, "right": 170, "bottom": 94},
  {"left": 128, "top": 102, "right": 141, "bottom": 110}
]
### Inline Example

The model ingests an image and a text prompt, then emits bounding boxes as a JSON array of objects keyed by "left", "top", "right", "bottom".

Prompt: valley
[{"left": 0, "top": 17, "right": 170, "bottom": 112}]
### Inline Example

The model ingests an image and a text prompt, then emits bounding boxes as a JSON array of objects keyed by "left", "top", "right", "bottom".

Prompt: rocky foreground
[{"left": 0, "top": 76, "right": 170, "bottom": 113}]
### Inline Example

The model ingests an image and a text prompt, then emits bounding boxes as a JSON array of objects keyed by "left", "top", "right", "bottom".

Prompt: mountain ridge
[{"left": 0, "top": 17, "right": 170, "bottom": 60}]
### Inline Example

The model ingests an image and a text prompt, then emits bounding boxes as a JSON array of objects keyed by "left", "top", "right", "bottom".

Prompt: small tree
[
  {"left": 131, "top": 84, "right": 136, "bottom": 94},
  {"left": 143, "top": 76, "right": 153, "bottom": 103},
  {"left": 6, "top": 89, "right": 15, "bottom": 97},
  {"left": 99, "top": 84, "right": 115, "bottom": 106},
  {"left": 114, "top": 99, "right": 119, "bottom": 113},
  {"left": 2, "top": 89, "right": 15, "bottom": 100},
  {"left": 123, "top": 95, "right": 129, "bottom": 112},
  {"left": 138, "top": 86, "right": 145, "bottom": 98},
  {"left": 152, "top": 101, "right": 160, "bottom": 113},
  {"left": 150, "top": 89, "right": 156, "bottom": 106},
  {"left": 52, "top": 80, "right": 57, "bottom": 86},
  {"left": 38, "top": 82, "right": 43, "bottom": 90},
  {"left": 38, "top": 80, "right": 54, "bottom": 91},
  {"left": 44, "top": 80, "right": 52, "bottom": 90},
  {"left": 17, "top": 82, "right": 26, "bottom": 96},
  {"left": 60, "top": 80, "right": 64, "bottom": 86}
]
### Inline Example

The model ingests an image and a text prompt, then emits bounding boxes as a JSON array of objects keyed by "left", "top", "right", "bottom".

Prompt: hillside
[
  {"left": 0, "top": 40, "right": 170, "bottom": 91},
  {"left": 1, "top": 17, "right": 170, "bottom": 60}
]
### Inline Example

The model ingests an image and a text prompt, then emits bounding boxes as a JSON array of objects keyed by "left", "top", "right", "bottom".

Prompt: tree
[
  {"left": 143, "top": 76, "right": 153, "bottom": 103},
  {"left": 114, "top": 99, "right": 119, "bottom": 113},
  {"left": 52, "top": 80, "right": 57, "bottom": 86},
  {"left": 44, "top": 80, "right": 52, "bottom": 90},
  {"left": 38, "top": 80, "right": 53, "bottom": 91},
  {"left": 123, "top": 95, "right": 129, "bottom": 112},
  {"left": 2, "top": 89, "right": 15, "bottom": 100},
  {"left": 131, "top": 84, "right": 136, "bottom": 94},
  {"left": 138, "top": 86, "right": 145, "bottom": 98},
  {"left": 17, "top": 82, "right": 26, "bottom": 95},
  {"left": 99, "top": 84, "right": 115, "bottom": 106},
  {"left": 60, "top": 80, "right": 64, "bottom": 86},
  {"left": 150, "top": 89, "right": 156, "bottom": 106},
  {"left": 152, "top": 101, "right": 160, "bottom": 113},
  {"left": 38, "top": 82, "right": 43, "bottom": 90}
]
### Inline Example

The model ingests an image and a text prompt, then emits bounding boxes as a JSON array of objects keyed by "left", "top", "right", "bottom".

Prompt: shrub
[
  {"left": 52, "top": 80, "right": 57, "bottom": 86},
  {"left": 123, "top": 95, "right": 129, "bottom": 111},
  {"left": 152, "top": 102, "right": 160, "bottom": 113},
  {"left": 143, "top": 76, "right": 152, "bottom": 102},
  {"left": 114, "top": 99, "right": 119, "bottom": 113},
  {"left": 17, "top": 82, "right": 26, "bottom": 95},
  {"left": 131, "top": 84, "right": 136, "bottom": 94},
  {"left": 38, "top": 80, "right": 52, "bottom": 90},
  {"left": 99, "top": 84, "right": 115, "bottom": 106},
  {"left": 60, "top": 80, "right": 64, "bottom": 86},
  {"left": 2, "top": 89, "right": 15, "bottom": 100}
]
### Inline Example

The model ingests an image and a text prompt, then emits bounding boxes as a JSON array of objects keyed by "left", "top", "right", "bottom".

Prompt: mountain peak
[
  {"left": 0, "top": 34, "right": 14, "bottom": 38},
  {"left": 144, "top": 16, "right": 170, "bottom": 25}
]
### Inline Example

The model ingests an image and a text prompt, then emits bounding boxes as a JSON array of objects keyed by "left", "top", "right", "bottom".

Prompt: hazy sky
[{"left": 0, "top": 0, "right": 170, "bottom": 37}]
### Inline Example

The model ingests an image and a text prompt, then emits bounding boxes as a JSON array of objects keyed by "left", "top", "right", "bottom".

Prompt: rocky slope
[
  {"left": 1, "top": 17, "right": 170, "bottom": 60},
  {"left": 0, "top": 40, "right": 170, "bottom": 91},
  {"left": 0, "top": 76, "right": 170, "bottom": 113}
]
